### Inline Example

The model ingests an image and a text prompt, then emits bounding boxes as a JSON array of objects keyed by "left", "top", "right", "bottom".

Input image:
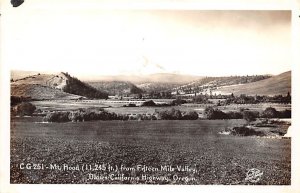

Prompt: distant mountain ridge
[{"left": 85, "top": 73, "right": 202, "bottom": 84}]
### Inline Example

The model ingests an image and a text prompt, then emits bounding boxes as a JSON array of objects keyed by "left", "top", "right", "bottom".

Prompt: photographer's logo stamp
[{"left": 245, "top": 168, "right": 263, "bottom": 183}]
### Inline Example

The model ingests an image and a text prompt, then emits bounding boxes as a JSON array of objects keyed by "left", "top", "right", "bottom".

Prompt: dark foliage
[
  {"left": 182, "top": 111, "right": 199, "bottom": 120},
  {"left": 123, "top": 103, "right": 137, "bottom": 107},
  {"left": 261, "top": 107, "right": 278, "bottom": 118},
  {"left": 141, "top": 100, "right": 157, "bottom": 107},
  {"left": 11, "top": 96, "right": 31, "bottom": 106},
  {"left": 261, "top": 107, "right": 291, "bottom": 119},
  {"left": 12, "top": 102, "right": 36, "bottom": 116},
  {"left": 44, "top": 109, "right": 130, "bottom": 122},
  {"left": 171, "top": 98, "right": 187, "bottom": 106},
  {"left": 204, "top": 107, "right": 228, "bottom": 120},
  {"left": 226, "top": 111, "right": 243, "bottom": 119},
  {"left": 231, "top": 127, "right": 265, "bottom": 136},
  {"left": 158, "top": 108, "right": 182, "bottom": 120},
  {"left": 242, "top": 111, "right": 258, "bottom": 123},
  {"left": 62, "top": 72, "right": 108, "bottom": 99}
]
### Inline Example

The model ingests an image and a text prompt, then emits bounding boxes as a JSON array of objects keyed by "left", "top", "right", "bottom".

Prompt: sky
[{"left": 1, "top": 1, "right": 291, "bottom": 78}]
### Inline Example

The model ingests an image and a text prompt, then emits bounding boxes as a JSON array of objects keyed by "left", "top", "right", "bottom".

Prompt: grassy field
[
  {"left": 10, "top": 117, "right": 290, "bottom": 184},
  {"left": 31, "top": 100, "right": 291, "bottom": 116}
]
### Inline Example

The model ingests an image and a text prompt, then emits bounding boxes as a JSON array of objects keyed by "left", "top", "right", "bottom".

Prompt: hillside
[
  {"left": 215, "top": 71, "right": 291, "bottom": 96},
  {"left": 11, "top": 71, "right": 108, "bottom": 100},
  {"left": 62, "top": 72, "right": 108, "bottom": 99},
  {"left": 88, "top": 81, "right": 144, "bottom": 96},
  {"left": 11, "top": 84, "right": 82, "bottom": 100},
  {"left": 137, "top": 82, "right": 181, "bottom": 93},
  {"left": 171, "top": 75, "right": 272, "bottom": 95}
]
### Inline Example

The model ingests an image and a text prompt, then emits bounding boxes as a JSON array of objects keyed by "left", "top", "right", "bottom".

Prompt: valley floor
[{"left": 10, "top": 118, "right": 290, "bottom": 184}]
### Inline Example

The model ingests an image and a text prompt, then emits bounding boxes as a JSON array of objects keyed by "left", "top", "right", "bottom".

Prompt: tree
[
  {"left": 141, "top": 100, "right": 156, "bottom": 106},
  {"left": 13, "top": 102, "right": 36, "bottom": 116},
  {"left": 242, "top": 111, "right": 257, "bottom": 123},
  {"left": 182, "top": 111, "right": 198, "bottom": 120},
  {"left": 204, "top": 107, "right": 227, "bottom": 120},
  {"left": 261, "top": 107, "right": 278, "bottom": 118}
]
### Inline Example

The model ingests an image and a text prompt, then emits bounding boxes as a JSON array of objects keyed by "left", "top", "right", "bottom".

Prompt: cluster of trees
[
  {"left": 43, "top": 108, "right": 199, "bottom": 122},
  {"left": 140, "top": 99, "right": 187, "bottom": 107},
  {"left": 260, "top": 107, "right": 291, "bottom": 118},
  {"left": 12, "top": 102, "right": 36, "bottom": 116},
  {"left": 44, "top": 109, "right": 130, "bottom": 122},
  {"left": 229, "top": 126, "right": 265, "bottom": 136},
  {"left": 157, "top": 108, "right": 198, "bottom": 120},
  {"left": 204, "top": 106, "right": 291, "bottom": 120},
  {"left": 146, "top": 91, "right": 173, "bottom": 99},
  {"left": 225, "top": 93, "right": 291, "bottom": 104},
  {"left": 11, "top": 96, "right": 31, "bottom": 106},
  {"left": 191, "top": 92, "right": 291, "bottom": 105},
  {"left": 62, "top": 72, "right": 108, "bottom": 99}
]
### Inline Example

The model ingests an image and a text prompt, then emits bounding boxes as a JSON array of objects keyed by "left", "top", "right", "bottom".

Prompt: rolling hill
[
  {"left": 215, "top": 71, "right": 291, "bottom": 96},
  {"left": 170, "top": 74, "right": 272, "bottom": 95},
  {"left": 11, "top": 71, "right": 108, "bottom": 100},
  {"left": 88, "top": 81, "right": 144, "bottom": 96}
]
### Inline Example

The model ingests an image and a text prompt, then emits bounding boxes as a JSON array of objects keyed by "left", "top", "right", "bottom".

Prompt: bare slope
[
  {"left": 11, "top": 73, "right": 83, "bottom": 100},
  {"left": 11, "top": 84, "right": 82, "bottom": 100},
  {"left": 215, "top": 71, "right": 291, "bottom": 96},
  {"left": 11, "top": 71, "right": 108, "bottom": 100}
]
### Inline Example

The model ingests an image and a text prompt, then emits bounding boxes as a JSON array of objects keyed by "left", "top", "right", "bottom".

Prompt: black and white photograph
[{"left": 1, "top": 0, "right": 300, "bottom": 193}]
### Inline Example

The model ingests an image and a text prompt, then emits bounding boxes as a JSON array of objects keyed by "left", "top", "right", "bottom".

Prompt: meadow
[{"left": 10, "top": 117, "right": 290, "bottom": 184}]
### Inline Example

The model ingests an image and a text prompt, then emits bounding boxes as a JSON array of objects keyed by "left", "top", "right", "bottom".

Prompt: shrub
[
  {"left": 231, "top": 126, "right": 265, "bottom": 136},
  {"left": 141, "top": 100, "right": 156, "bottom": 107},
  {"left": 128, "top": 103, "right": 137, "bottom": 107},
  {"left": 226, "top": 111, "right": 243, "bottom": 119},
  {"left": 278, "top": 109, "right": 291, "bottom": 118},
  {"left": 68, "top": 111, "right": 84, "bottom": 122},
  {"left": 44, "top": 112, "right": 70, "bottom": 122},
  {"left": 182, "top": 111, "right": 198, "bottom": 120},
  {"left": 261, "top": 107, "right": 278, "bottom": 118},
  {"left": 158, "top": 108, "right": 182, "bottom": 120},
  {"left": 171, "top": 98, "right": 187, "bottom": 106},
  {"left": 13, "top": 102, "right": 36, "bottom": 116},
  {"left": 204, "top": 107, "right": 228, "bottom": 120},
  {"left": 242, "top": 111, "right": 258, "bottom": 123}
]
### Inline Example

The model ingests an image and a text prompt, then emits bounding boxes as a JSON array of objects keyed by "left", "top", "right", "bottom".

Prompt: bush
[
  {"left": 261, "top": 107, "right": 278, "bottom": 118},
  {"left": 226, "top": 111, "right": 243, "bottom": 119},
  {"left": 44, "top": 109, "right": 133, "bottom": 122},
  {"left": 182, "top": 111, "right": 198, "bottom": 120},
  {"left": 242, "top": 111, "right": 258, "bottom": 123},
  {"left": 44, "top": 112, "right": 70, "bottom": 122},
  {"left": 231, "top": 126, "right": 265, "bottom": 136},
  {"left": 171, "top": 98, "right": 187, "bottom": 106},
  {"left": 13, "top": 102, "right": 36, "bottom": 116},
  {"left": 158, "top": 108, "right": 182, "bottom": 120},
  {"left": 278, "top": 109, "right": 291, "bottom": 118},
  {"left": 141, "top": 100, "right": 156, "bottom": 107},
  {"left": 204, "top": 107, "right": 228, "bottom": 120}
]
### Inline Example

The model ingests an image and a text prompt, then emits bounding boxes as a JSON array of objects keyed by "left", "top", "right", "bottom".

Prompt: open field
[
  {"left": 31, "top": 100, "right": 291, "bottom": 115},
  {"left": 11, "top": 117, "right": 290, "bottom": 184}
]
